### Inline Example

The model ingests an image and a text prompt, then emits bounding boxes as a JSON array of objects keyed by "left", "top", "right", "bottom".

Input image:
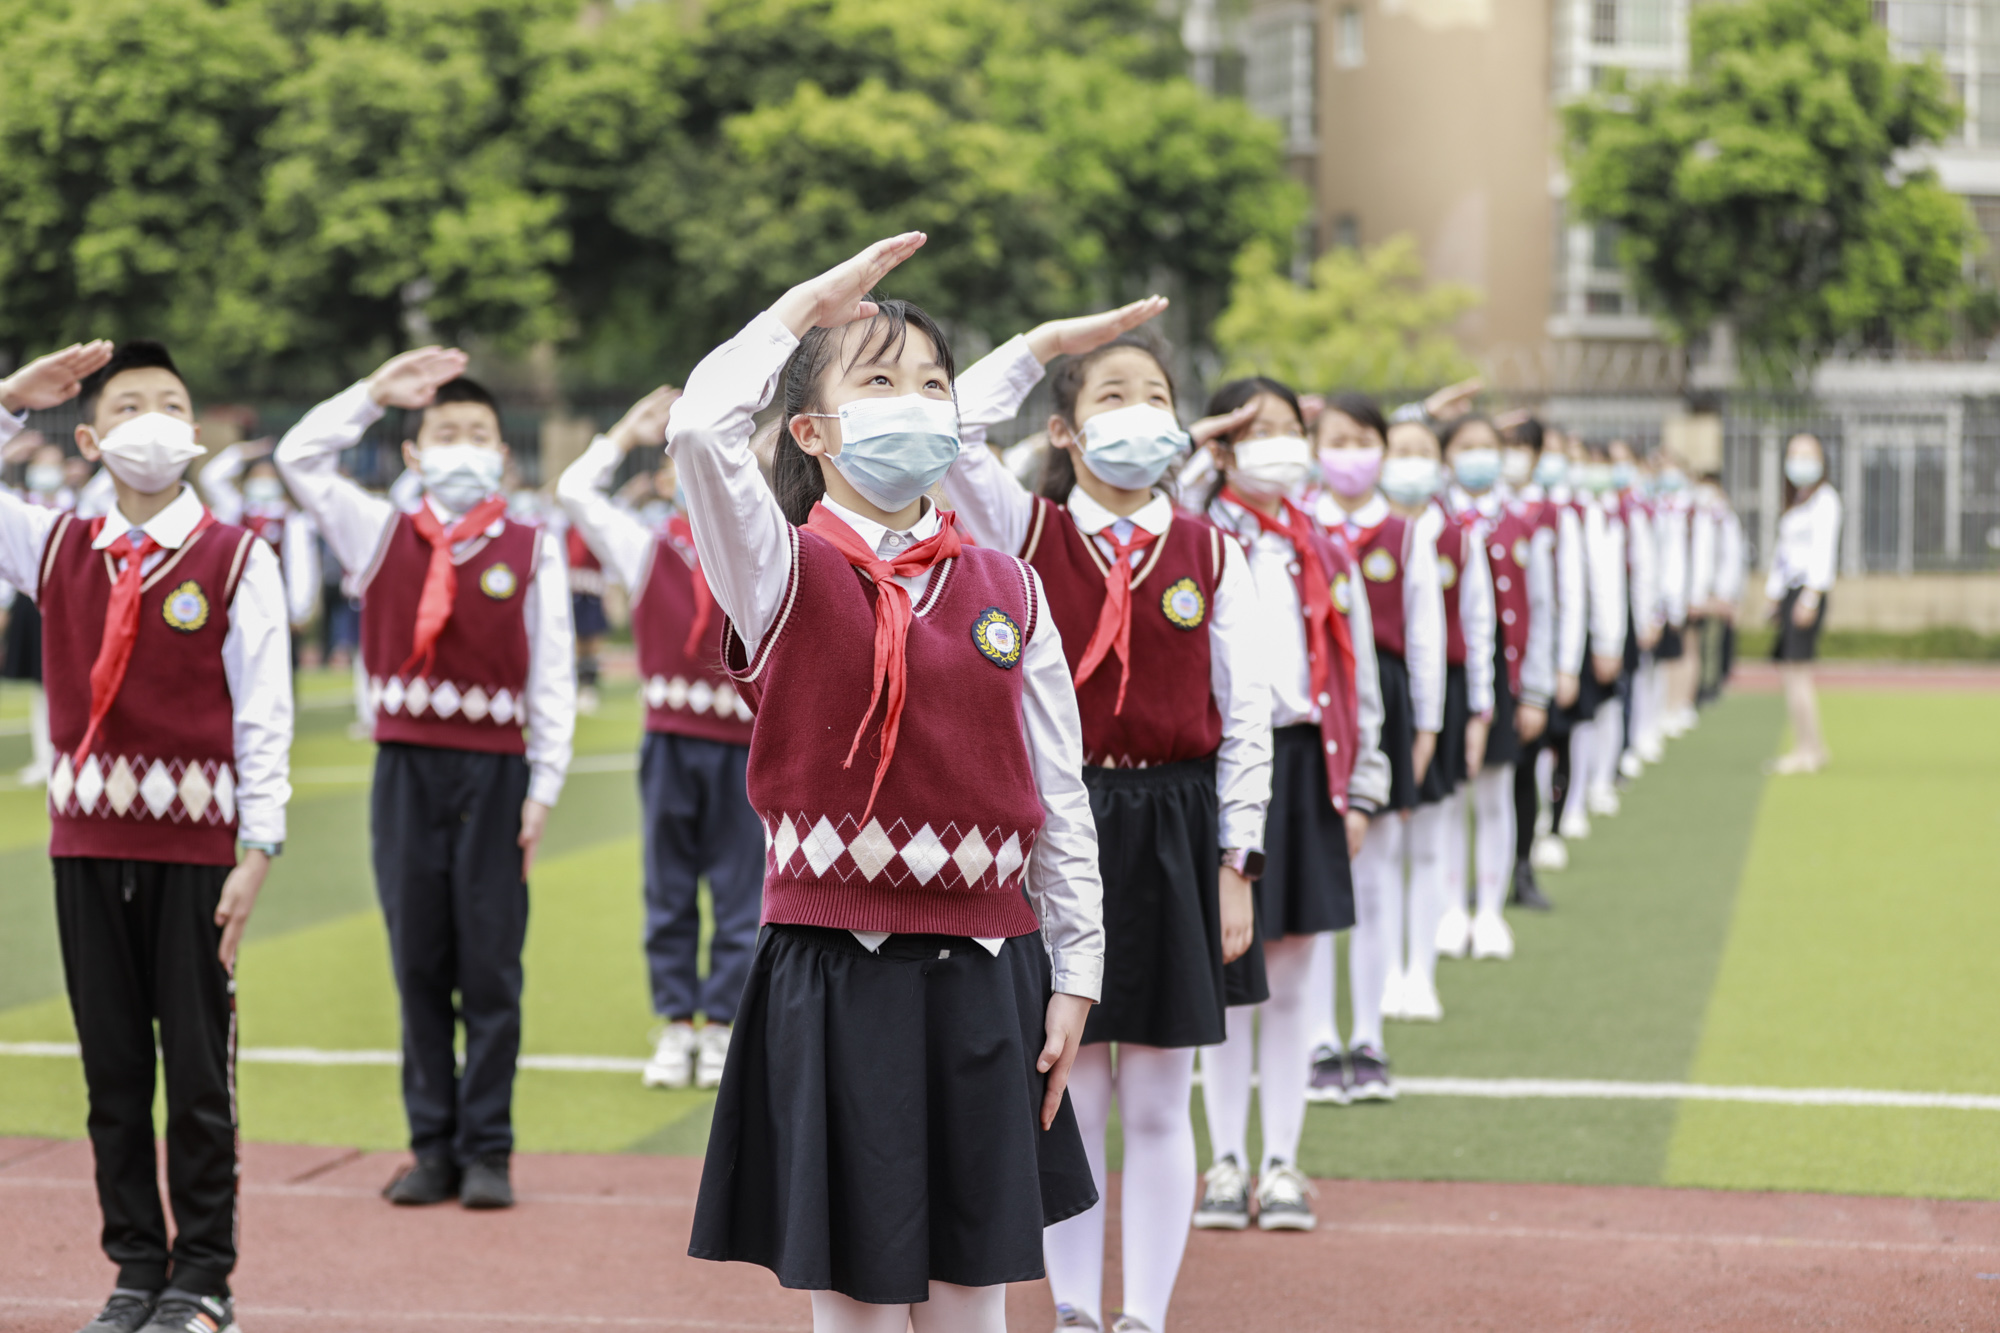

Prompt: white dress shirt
[
  {"left": 1624, "top": 498, "right": 1661, "bottom": 638},
  {"left": 0, "top": 474, "right": 293, "bottom": 845},
  {"left": 1314, "top": 491, "right": 1448, "bottom": 735},
  {"left": 1715, "top": 507, "right": 1746, "bottom": 606},
  {"left": 1447, "top": 501, "right": 1497, "bottom": 717},
  {"left": 943, "top": 339, "right": 1273, "bottom": 854},
  {"left": 275, "top": 383, "right": 576, "bottom": 807},
  {"left": 1583, "top": 494, "right": 1628, "bottom": 659},
  {"left": 663, "top": 310, "right": 1106, "bottom": 1002},
  {"left": 199, "top": 442, "right": 323, "bottom": 626},
  {"left": 1657, "top": 494, "right": 1691, "bottom": 627},
  {"left": 1687, "top": 501, "right": 1718, "bottom": 610},
  {"left": 1523, "top": 484, "right": 1588, "bottom": 677},
  {"left": 1765, "top": 485, "right": 1842, "bottom": 600},
  {"left": 557, "top": 435, "right": 657, "bottom": 593}
]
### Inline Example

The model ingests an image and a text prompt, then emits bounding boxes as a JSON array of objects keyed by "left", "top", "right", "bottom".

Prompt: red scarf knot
[
  {"left": 1222, "top": 486, "right": 1356, "bottom": 714},
  {"left": 400, "top": 495, "right": 512, "bottom": 681},
  {"left": 1073, "top": 523, "right": 1159, "bottom": 715}
]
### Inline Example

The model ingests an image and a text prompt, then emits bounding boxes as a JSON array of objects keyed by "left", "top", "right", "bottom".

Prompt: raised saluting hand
[
  {"left": 0, "top": 340, "right": 115, "bottom": 415},
  {"left": 770, "top": 232, "right": 929, "bottom": 338},
  {"left": 609, "top": 386, "right": 684, "bottom": 453},
  {"left": 1024, "top": 295, "right": 1171, "bottom": 365},
  {"left": 367, "top": 346, "right": 471, "bottom": 410}
]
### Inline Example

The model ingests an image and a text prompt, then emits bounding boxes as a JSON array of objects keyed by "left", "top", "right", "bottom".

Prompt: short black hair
[
  {"left": 1321, "top": 391, "right": 1388, "bottom": 441},
  {"left": 420, "top": 376, "right": 501, "bottom": 430},
  {"left": 80, "top": 340, "right": 184, "bottom": 418}
]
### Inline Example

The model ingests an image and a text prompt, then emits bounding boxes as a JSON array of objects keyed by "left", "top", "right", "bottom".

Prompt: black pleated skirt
[
  {"left": 1486, "top": 638, "right": 1523, "bottom": 770},
  {"left": 1772, "top": 588, "right": 1826, "bottom": 662},
  {"left": 2, "top": 595, "right": 41, "bottom": 682},
  {"left": 689, "top": 924, "right": 1096, "bottom": 1305},
  {"left": 1374, "top": 651, "right": 1420, "bottom": 813},
  {"left": 1419, "top": 664, "right": 1471, "bottom": 805},
  {"left": 1081, "top": 757, "right": 1226, "bottom": 1049}
]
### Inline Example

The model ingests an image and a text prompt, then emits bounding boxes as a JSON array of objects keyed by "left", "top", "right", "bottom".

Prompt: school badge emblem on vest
[
  {"left": 1439, "top": 554, "right": 1458, "bottom": 590},
  {"left": 480, "top": 563, "right": 518, "bottom": 600},
  {"left": 1512, "top": 537, "right": 1530, "bottom": 568},
  {"left": 1362, "top": 548, "right": 1398, "bottom": 583},
  {"left": 1162, "top": 577, "right": 1206, "bottom": 630},
  {"left": 162, "top": 581, "right": 209, "bottom": 633},
  {"left": 1331, "top": 575, "right": 1353, "bottom": 615},
  {"left": 972, "top": 606, "right": 1022, "bottom": 669}
]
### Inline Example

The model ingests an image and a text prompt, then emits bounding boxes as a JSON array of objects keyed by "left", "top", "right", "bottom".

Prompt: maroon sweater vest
[
  {"left": 1354, "top": 515, "right": 1410, "bottom": 659},
  {"left": 1306, "top": 525, "right": 1364, "bottom": 812},
  {"left": 1485, "top": 505, "right": 1536, "bottom": 693},
  {"left": 362, "top": 511, "right": 536, "bottom": 755},
  {"left": 635, "top": 518, "right": 753, "bottom": 745},
  {"left": 243, "top": 508, "right": 285, "bottom": 550},
  {"left": 1436, "top": 508, "right": 1468, "bottom": 667},
  {"left": 1021, "top": 497, "right": 1224, "bottom": 768},
  {"left": 40, "top": 512, "right": 255, "bottom": 865},
  {"left": 725, "top": 526, "right": 1046, "bottom": 937}
]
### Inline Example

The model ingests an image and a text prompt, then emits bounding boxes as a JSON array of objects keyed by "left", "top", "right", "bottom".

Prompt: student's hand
[
  {"left": 215, "top": 850, "right": 272, "bottom": 973},
  {"left": 519, "top": 799, "right": 551, "bottom": 879},
  {"left": 1189, "top": 401, "right": 1260, "bottom": 449},
  {"left": 1300, "top": 393, "right": 1325, "bottom": 428},
  {"left": 0, "top": 340, "right": 114, "bottom": 414},
  {"left": 1465, "top": 715, "right": 1490, "bottom": 777},
  {"left": 1556, "top": 672, "right": 1580, "bottom": 708},
  {"left": 1592, "top": 653, "right": 1622, "bottom": 685},
  {"left": 2, "top": 433, "right": 43, "bottom": 466},
  {"left": 609, "top": 386, "right": 683, "bottom": 453},
  {"left": 368, "top": 346, "right": 470, "bottom": 409},
  {"left": 770, "top": 232, "right": 928, "bottom": 338},
  {"left": 1639, "top": 627, "right": 1659, "bottom": 653},
  {"left": 1038, "top": 992, "right": 1093, "bottom": 1130},
  {"left": 1516, "top": 702, "right": 1547, "bottom": 742},
  {"left": 1412, "top": 729, "right": 1438, "bottom": 787},
  {"left": 1344, "top": 809, "right": 1371, "bottom": 858},
  {"left": 1422, "top": 377, "right": 1483, "bottom": 423},
  {"left": 1792, "top": 592, "right": 1819, "bottom": 629},
  {"left": 1024, "top": 296, "right": 1170, "bottom": 365},
  {"left": 1219, "top": 866, "right": 1255, "bottom": 964}
]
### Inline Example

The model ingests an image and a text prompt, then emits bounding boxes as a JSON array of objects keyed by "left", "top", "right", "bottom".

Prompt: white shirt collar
[
  {"left": 1067, "top": 486, "right": 1172, "bottom": 537},
  {"left": 93, "top": 484, "right": 206, "bottom": 551},
  {"left": 425, "top": 495, "right": 506, "bottom": 538},
  {"left": 818, "top": 495, "right": 941, "bottom": 555},
  {"left": 1317, "top": 491, "right": 1388, "bottom": 528}
]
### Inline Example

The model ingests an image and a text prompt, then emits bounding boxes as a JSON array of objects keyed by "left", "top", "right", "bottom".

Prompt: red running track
[{"left": 4, "top": 1139, "right": 1998, "bottom": 1331}]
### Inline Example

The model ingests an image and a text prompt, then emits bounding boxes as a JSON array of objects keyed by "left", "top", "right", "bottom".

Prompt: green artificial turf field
[{"left": 3, "top": 673, "right": 1998, "bottom": 1198}]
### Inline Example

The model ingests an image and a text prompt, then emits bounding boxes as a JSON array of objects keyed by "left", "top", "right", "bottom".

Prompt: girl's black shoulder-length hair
[
  {"left": 1320, "top": 390, "right": 1388, "bottom": 442},
  {"left": 771, "top": 297, "right": 956, "bottom": 527},
  {"left": 1202, "top": 375, "right": 1303, "bottom": 509},
  {"left": 1438, "top": 413, "right": 1495, "bottom": 451},
  {"left": 1034, "top": 331, "right": 1178, "bottom": 503}
]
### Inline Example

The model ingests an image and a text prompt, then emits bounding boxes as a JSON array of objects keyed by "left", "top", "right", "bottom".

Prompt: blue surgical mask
[
  {"left": 1576, "top": 463, "right": 1614, "bottom": 494},
  {"left": 1077, "top": 404, "right": 1189, "bottom": 491},
  {"left": 812, "top": 393, "right": 961, "bottom": 512},
  {"left": 1451, "top": 447, "right": 1502, "bottom": 493},
  {"left": 1784, "top": 456, "right": 1823, "bottom": 488},
  {"left": 1610, "top": 461, "right": 1635, "bottom": 491},
  {"left": 1657, "top": 467, "right": 1687, "bottom": 494},
  {"left": 1380, "top": 455, "right": 1441, "bottom": 506},
  {"left": 25, "top": 463, "right": 62, "bottom": 495},
  {"left": 1534, "top": 454, "right": 1568, "bottom": 488}
]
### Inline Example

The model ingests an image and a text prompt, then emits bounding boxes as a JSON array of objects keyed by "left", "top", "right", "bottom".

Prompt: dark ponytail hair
[
  {"left": 1034, "top": 332, "right": 1178, "bottom": 502},
  {"left": 770, "top": 297, "right": 956, "bottom": 526},
  {"left": 1201, "top": 375, "right": 1303, "bottom": 510}
]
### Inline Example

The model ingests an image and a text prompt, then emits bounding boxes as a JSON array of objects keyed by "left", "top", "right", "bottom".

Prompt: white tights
[
  {"left": 1044, "top": 1044, "right": 1197, "bottom": 1331},
  {"left": 1471, "top": 763, "right": 1514, "bottom": 916},
  {"left": 1562, "top": 719, "right": 1593, "bottom": 825},
  {"left": 1200, "top": 934, "right": 1315, "bottom": 1172},
  {"left": 1306, "top": 929, "right": 1341, "bottom": 1054},
  {"left": 1347, "top": 812, "right": 1404, "bottom": 1052},
  {"left": 1402, "top": 800, "right": 1451, "bottom": 992},
  {"left": 1593, "top": 699, "right": 1624, "bottom": 790},
  {"left": 1441, "top": 784, "right": 1470, "bottom": 918},
  {"left": 810, "top": 1283, "right": 1005, "bottom": 1332},
  {"left": 1631, "top": 656, "right": 1658, "bottom": 748}
]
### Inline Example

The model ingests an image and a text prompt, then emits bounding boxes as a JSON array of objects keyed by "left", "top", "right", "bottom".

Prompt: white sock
[
  {"left": 1536, "top": 745, "right": 1556, "bottom": 805},
  {"left": 1404, "top": 801, "right": 1450, "bottom": 991},
  {"left": 1257, "top": 936, "right": 1316, "bottom": 1170},
  {"left": 1110, "top": 1045, "right": 1198, "bottom": 1332},
  {"left": 811, "top": 1291, "right": 908, "bottom": 1333},
  {"left": 1306, "top": 931, "right": 1340, "bottom": 1055},
  {"left": 1199, "top": 1012, "right": 1254, "bottom": 1167},
  {"left": 1563, "top": 721, "right": 1593, "bottom": 825},
  {"left": 1594, "top": 699, "right": 1624, "bottom": 790},
  {"left": 1349, "top": 814, "right": 1404, "bottom": 1051},
  {"left": 1472, "top": 764, "right": 1514, "bottom": 916},
  {"left": 1044, "top": 1044, "right": 1113, "bottom": 1326},
  {"left": 28, "top": 685, "right": 51, "bottom": 773},
  {"left": 1442, "top": 784, "right": 1470, "bottom": 917},
  {"left": 909, "top": 1283, "right": 1007, "bottom": 1333}
]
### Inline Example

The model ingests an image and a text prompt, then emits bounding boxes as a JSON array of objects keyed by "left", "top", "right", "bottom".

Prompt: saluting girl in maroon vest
[
  {"left": 943, "top": 302, "right": 1274, "bottom": 1333},
  {"left": 1184, "top": 375, "right": 1390, "bottom": 1237},
  {"left": 668, "top": 234, "right": 1105, "bottom": 1333},
  {"left": 557, "top": 391, "right": 762, "bottom": 1095}
]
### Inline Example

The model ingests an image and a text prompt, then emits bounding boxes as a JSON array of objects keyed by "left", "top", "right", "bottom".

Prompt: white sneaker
[
  {"left": 1531, "top": 832, "right": 1568, "bottom": 872},
  {"left": 1380, "top": 970, "right": 1410, "bottom": 1021},
  {"left": 1585, "top": 784, "right": 1621, "bottom": 817},
  {"left": 696, "top": 1022, "right": 731, "bottom": 1090},
  {"left": 1533, "top": 806, "right": 1553, "bottom": 839},
  {"left": 1053, "top": 1305, "right": 1100, "bottom": 1331},
  {"left": 1435, "top": 904, "right": 1471, "bottom": 959},
  {"left": 1557, "top": 807, "right": 1591, "bottom": 841},
  {"left": 1253, "top": 1160, "right": 1317, "bottom": 1232},
  {"left": 1470, "top": 910, "right": 1514, "bottom": 960},
  {"left": 1192, "top": 1153, "right": 1251, "bottom": 1230},
  {"left": 1662, "top": 709, "right": 1692, "bottom": 739},
  {"left": 1399, "top": 974, "right": 1443, "bottom": 1022},
  {"left": 1618, "top": 751, "right": 1645, "bottom": 780},
  {"left": 642, "top": 1022, "right": 696, "bottom": 1089},
  {"left": 14, "top": 761, "right": 48, "bottom": 787},
  {"left": 576, "top": 684, "right": 602, "bottom": 716},
  {"left": 1636, "top": 733, "right": 1665, "bottom": 764}
]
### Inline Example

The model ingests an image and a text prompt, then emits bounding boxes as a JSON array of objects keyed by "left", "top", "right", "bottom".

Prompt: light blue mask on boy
[
  {"left": 1451, "top": 448, "right": 1502, "bottom": 493},
  {"left": 1534, "top": 453, "right": 1568, "bottom": 488},
  {"left": 1077, "top": 404, "right": 1190, "bottom": 491},
  {"left": 811, "top": 394, "right": 961, "bottom": 512}
]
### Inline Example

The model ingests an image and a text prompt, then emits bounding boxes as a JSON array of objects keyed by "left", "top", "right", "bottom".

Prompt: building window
[
  {"left": 1591, "top": 221, "right": 1623, "bottom": 273},
  {"left": 1337, "top": 7, "right": 1363, "bottom": 69},
  {"left": 1332, "top": 214, "right": 1360, "bottom": 250},
  {"left": 1592, "top": 0, "right": 1619, "bottom": 45},
  {"left": 1587, "top": 291, "right": 1625, "bottom": 315}
]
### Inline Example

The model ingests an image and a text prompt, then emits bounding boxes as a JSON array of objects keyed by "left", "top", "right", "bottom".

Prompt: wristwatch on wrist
[
  {"left": 1221, "top": 847, "right": 1265, "bottom": 880},
  {"left": 240, "top": 840, "right": 283, "bottom": 858}
]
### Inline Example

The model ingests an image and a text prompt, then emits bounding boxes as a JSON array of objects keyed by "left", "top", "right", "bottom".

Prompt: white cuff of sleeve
[
  {"left": 1050, "top": 953, "right": 1104, "bottom": 1003},
  {"left": 528, "top": 766, "right": 566, "bottom": 808}
]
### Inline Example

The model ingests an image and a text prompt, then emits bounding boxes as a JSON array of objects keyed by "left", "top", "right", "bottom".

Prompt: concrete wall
[{"left": 1798, "top": 575, "right": 2000, "bottom": 635}]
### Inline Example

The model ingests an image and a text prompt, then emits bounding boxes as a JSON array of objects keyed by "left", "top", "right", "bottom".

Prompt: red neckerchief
[
  {"left": 667, "top": 515, "right": 717, "bottom": 663},
  {"left": 1222, "top": 487, "right": 1355, "bottom": 713},
  {"left": 802, "top": 503, "right": 963, "bottom": 821},
  {"left": 77, "top": 509, "right": 218, "bottom": 761},
  {"left": 1073, "top": 523, "right": 1159, "bottom": 715},
  {"left": 401, "top": 495, "right": 511, "bottom": 679}
]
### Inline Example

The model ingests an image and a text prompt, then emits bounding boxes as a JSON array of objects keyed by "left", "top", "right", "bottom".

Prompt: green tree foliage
[
  {"left": 1564, "top": 0, "right": 1974, "bottom": 385},
  {"left": 0, "top": 0, "right": 1302, "bottom": 393},
  {"left": 1212, "top": 236, "right": 1480, "bottom": 394}
]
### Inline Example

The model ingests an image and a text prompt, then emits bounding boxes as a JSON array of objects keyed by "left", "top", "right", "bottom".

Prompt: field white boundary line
[{"left": 5, "top": 1042, "right": 1999, "bottom": 1110}]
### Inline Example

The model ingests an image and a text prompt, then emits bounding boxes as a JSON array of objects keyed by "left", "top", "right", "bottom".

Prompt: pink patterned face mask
[{"left": 1318, "top": 447, "right": 1383, "bottom": 496}]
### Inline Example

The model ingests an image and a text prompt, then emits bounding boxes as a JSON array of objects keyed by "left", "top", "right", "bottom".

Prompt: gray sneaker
[
  {"left": 139, "top": 1291, "right": 236, "bottom": 1333},
  {"left": 1109, "top": 1317, "right": 1154, "bottom": 1333},
  {"left": 1191, "top": 1153, "right": 1251, "bottom": 1230},
  {"left": 76, "top": 1290, "right": 156, "bottom": 1333},
  {"left": 1053, "top": 1304, "right": 1100, "bottom": 1331},
  {"left": 1254, "top": 1159, "right": 1317, "bottom": 1231}
]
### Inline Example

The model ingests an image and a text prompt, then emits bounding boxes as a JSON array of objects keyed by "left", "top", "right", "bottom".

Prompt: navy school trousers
[{"left": 639, "top": 730, "right": 764, "bottom": 1024}]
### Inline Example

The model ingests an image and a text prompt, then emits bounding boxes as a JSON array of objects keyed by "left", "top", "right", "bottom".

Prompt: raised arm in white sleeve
[
  {"left": 1458, "top": 516, "right": 1496, "bottom": 716},
  {"left": 198, "top": 443, "right": 248, "bottom": 525},
  {"left": 1343, "top": 555, "right": 1392, "bottom": 812},
  {"left": 0, "top": 489, "right": 61, "bottom": 600},
  {"left": 1404, "top": 505, "right": 1448, "bottom": 733},
  {"left": 940, "top": 340, "right": 1044, "bottom": 556},
  {"left": 1207, "top": 536, "right": 1274, "bottom": 853},
  {"left": 222, "top": 539, "right": 294, "bottom": 845},
  {"left": 1555, "top": 502, "right": 1587, "bottom": 675},
  {"left": 280, "top": 512, "right": 321, "bottom": 627},
  {"left": 520, "top": 529, "right": 576, "bottom": 807},
  {"left": 274, "top": 382, "right": 397, "bottom": 578},
  {"left": 557, "top": 434, "right": 656, "bottom": 592}
]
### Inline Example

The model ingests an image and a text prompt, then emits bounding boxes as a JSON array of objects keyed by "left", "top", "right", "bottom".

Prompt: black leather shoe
[
  {"left": 1509, "top": 860, "right": 1553, "bottom": 911},
  {"left": 384, "top": 1153, "right": 461, "bottom": 1205},
  {"left": 460, "top": 1153, "right": 514, "bottom": 1209}
]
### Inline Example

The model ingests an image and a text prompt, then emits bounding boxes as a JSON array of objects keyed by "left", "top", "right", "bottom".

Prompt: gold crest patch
[
  {"left": 162, "top": 581, "right": 209, "bottom": 633},
  {"left": 1362, "top": 548, "right": 1398, "bottom": 583},
  {"left": 972, "top": 606, "right": 1023, "bottom": 669},
  {"left": 1512, "top": 537, "right": 1531, "bottom": 569},
  {"left": 1162, "top": 577, "right": 1206, "bottom": 630},
  {"left": 480, "top": 563, "right": 518, "bottom": 600},
  {"left": 1331, "top": 574, "right": 1353, "bottom": 615},
  {"left": 1439, "top": 554, "right": 1458, "bottom": 590}
]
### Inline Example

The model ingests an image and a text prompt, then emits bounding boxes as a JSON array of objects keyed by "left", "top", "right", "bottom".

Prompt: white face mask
[
  {"left": 244, "top": 477, "right": 285, "bottom": 506},
  {"left": 26, "top": 463, "right": 63, "bottom": 495},
  {"left": 1501, "top": 449, "right": 1535, "bottom": 487},
  {"left": 1784, "top": 455, "right": 1823, "bottom": 488},
  {"left": 421, "top": 443, "right": 505, "bottom": 515},
  {"left": 1077, "top": 404, "right": 1189, "bottom": 491},
  {"left": 1380, "top": 455, "right": 1441, "bottom": 507},
  {"left": 1534, "top": 453, "right": 1568, "bottom": 489},
  {"left": 1229, "top": 435, "right": 1312, "bottom": 501},
  {"left": 812, "top": 393, "right": 961, "bottom": 512},
  {"left": 94, "top": 414, "right": 202, "bottom": 495}
]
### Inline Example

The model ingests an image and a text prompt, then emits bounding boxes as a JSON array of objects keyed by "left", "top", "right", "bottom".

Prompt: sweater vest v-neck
[
  {"left": 634, "top": 519, "right": 753, "bottom": 745},
  {"left": 1353, "top": 514, "right": 1410, "bottom": 659},
  {"left": 724, "top": 526, "right": 1046, "bottom": 938},
  {"left": 1020, "top": 497, "right": 1224, "bottom": 769},
  {"left": 361, "top": 511, "right": 536, "bottom": 755},
  {"left": 1484, "top": 505, "right": 1536, "bottom": 694},
  {"left": 39, "top": 512, "right": 255, "bottom": 865}
]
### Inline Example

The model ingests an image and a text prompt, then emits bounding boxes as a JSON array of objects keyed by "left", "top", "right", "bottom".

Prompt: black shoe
[
  {"left": 1348, "top": 1045, "right": 1397, "bottom": 1102},
  {"left": 460, "top": 1153, "right": 514, "bottom": 1209},
  {"left": 138, "top": 1291, "right": 235, "bottom": 1333},
  {"left": 384, "top": 1153, "right": 461, "bottom": 1205},
  {"left": 77, "top": 1289, "right": 157, "bottom": 1333},
  {"left": 1509, "top": 860, "right": 1553, "bottom": 911},
  {"left": 1305, "top": 1043, "right": 1351, "bottom": 1105}
]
